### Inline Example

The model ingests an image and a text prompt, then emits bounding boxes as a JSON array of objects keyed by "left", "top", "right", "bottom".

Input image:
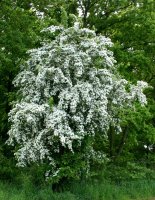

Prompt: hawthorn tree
[{"left": 7, "top": 23, "right": 148, "bottom": 181}]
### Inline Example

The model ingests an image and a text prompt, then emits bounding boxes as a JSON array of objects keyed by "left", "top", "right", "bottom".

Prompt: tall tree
[{"left": 7, "top": 24, "right": 147, "bottom": 181}]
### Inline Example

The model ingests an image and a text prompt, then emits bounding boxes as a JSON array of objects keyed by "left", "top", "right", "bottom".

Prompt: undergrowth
[{"left": 0, "top": 178, "right": 155, "bottom": 200}]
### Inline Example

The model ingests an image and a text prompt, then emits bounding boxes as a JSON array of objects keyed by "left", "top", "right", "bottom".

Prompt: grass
[{"left": 0, "top": 179, "right": 155, "bottom": 200}]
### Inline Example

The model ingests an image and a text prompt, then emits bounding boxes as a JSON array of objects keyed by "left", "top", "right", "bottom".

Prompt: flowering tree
[{"left": 7, "top": 23, "right": 148, "bottom": 180}]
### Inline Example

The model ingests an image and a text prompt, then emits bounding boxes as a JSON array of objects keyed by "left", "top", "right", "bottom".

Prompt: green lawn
[{"left": 0, "top": 179, "right": 155, "bottom": 200}]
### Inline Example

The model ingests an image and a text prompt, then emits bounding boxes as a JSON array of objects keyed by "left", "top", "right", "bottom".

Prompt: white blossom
[{"left": 7, "top": 24, "right": 148, "bottom": 175}]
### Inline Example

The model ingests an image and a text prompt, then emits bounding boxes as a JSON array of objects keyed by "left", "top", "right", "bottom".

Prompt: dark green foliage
[{"left": 0, "top": 0, "right": 40, "bottom": 140}]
